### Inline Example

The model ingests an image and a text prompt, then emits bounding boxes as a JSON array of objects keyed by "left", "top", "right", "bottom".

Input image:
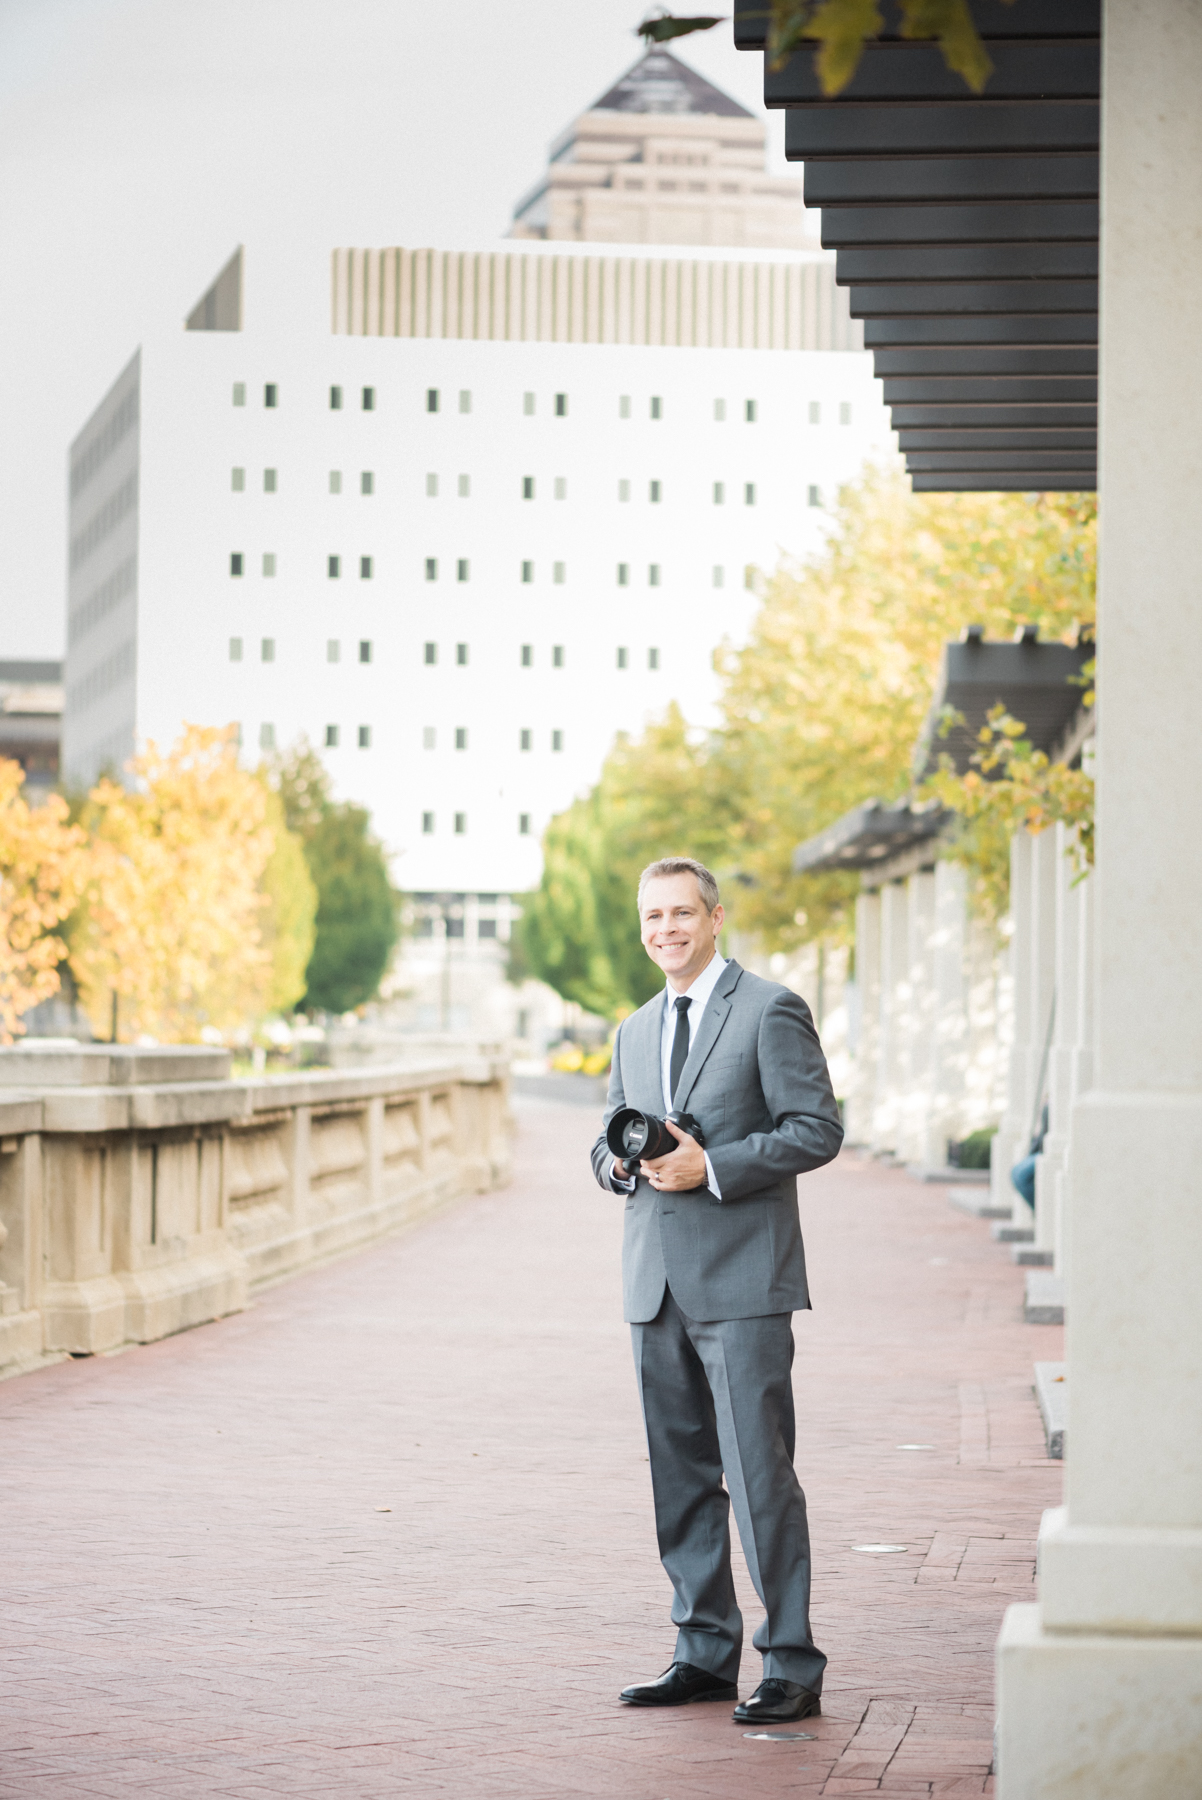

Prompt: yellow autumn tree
[
  {"left": 258, "top": 782, "right": 318, "bottom": 1014},
  {"left": 0, "top": 759, "right": 89, "bottom": 1042},
  {"left": 71, "top": 725, "right": 278, "bottom": 1043}
]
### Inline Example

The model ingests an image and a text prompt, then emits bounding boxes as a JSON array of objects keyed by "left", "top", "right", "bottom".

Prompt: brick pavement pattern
[{"left": 1, "top": 1098, "right": 1064, "bottom": 1798}]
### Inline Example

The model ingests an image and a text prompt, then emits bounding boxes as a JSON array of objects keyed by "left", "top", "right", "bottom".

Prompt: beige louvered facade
[{"left": 331, "top": 247, "right": 862, "bottom": 353}]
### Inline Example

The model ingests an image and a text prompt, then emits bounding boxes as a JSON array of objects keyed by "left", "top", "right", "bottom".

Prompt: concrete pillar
[
  {"left": 901, "top": 870, "right": 937, "bottom": 1165},
  {"left": 1035, "top": 824, "right": 1094, "bottom": 1270},
  {"left": 846, "top": 888, "right": 881, "bottom": 1146},
  {"left": 931, "top": 860, "right": 969, "bottom": 1158},
  {"left": 991, "top": 830, "right": 1034, "bottom": 1213},
  {"left": 996, "top": 3, "right": 1202, "bottom": 1790},
  {"left": 874, "top": 880, "right": 910, "bottom": 1154}
]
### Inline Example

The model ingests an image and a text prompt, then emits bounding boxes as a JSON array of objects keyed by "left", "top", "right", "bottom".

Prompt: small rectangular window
[
  {"left": 422, "top": 811, "right": 435, "bottom": 834},
  {"left": 519, "top": 813, "right": 531, "bottom": 835},
  {"left": 553, "top": 562, "right": 566, "bottom": 585},
  {"left": 649, "top": 480, "right": 661, "bottom": 503},
  {"left": 808, "top": 484, "right": 822, "bottom": 507},
  {"left": 424, "top": 641, "right": 437, "bottom": 665},
  {"left": 521, "top": 560, "right": 534, "bottom": 584},
  {"left": 457, "top": 559, "right": 469, "bottom": 583},
  {"left": 232, "top": 382, "right": 246, "bottom": 406},
  {"left": 230, "top": 552, "right": 244, "bottom": 577},
  {"left": 427, "top": 388, "right": 439, "bottom": 413},
  {"left": 808, "top": 400, "right": 821, "bottom": 425},
  {"left": 522, "top": 475, "right": 535, "bottom": 500},
  {"left": 744, "top": 482, "right": 756, "bottom": 506},
  {"left": 713, "top": 398, "right": 726, "bottom": 422},
  {"left": 648, "top": 564, "right": 661, "bottom": 587},
  {"left": 328, "top": 554, "right": 340, "bottom": 578},
  {"left": 360, "top": 556, "right": 372, "bottom": 579},
  {"left": 619, "top": 395, "right": 631, "bottom": 419},
  {"left": 330, "top": 470, "right": 342, "bottom": 494},
  {"left": 745, "top": 399, "right": 757, "bottom": 423},
  {"left": 264, "top": 384, "right": 278, "bottom": 408},
  {"left": 552, "top": 645, "right": 564, "bottom": 669},
  {"left": 229, "top": 636, "right": 243, "bottom": 662},
  {"left": 263, "top": 468, "right": 277, "bottom": 493},
  {"left": 520, "top": 728, "right": 532, "bottom": 751},
  {"left": 358, "top": 724, "right": 371, "bottom": 747},
  {"left": 423, "top": 727, "right": 436, "bottom": 749},
  {"left": 359, "top": 640, "right": 372, "bottom": 664},
  {"left": 458, "top": 473, "right": 470, "bottom": 497},
  {"left": 330, "top": 386, "right": 342, "bottom": 410},
  {"left": 520, "top": 644, "right": 533, "bottom": 667},
  {"left": 454, "top": 812, "right": 466, "bottom": 835},
  {"left": 479, "top": 918, "right": 497, "bottom": 939},
  {"left": 426, "top": 472, "right": 439, "bottom": 497},
  {"left": 616, "top": 647, "right": 628, "bottom": 670},
  {"left": 328, "top": 639, "right": 341, "bottom": 662},
  {"left": 362, "top": 386, "right": 375, "bottom": 411},
  {"left": 650, "top": 396, "right": 662, "bottom": 420},
  {"left": 554, "top": 393, "right": 567, "bottom": 417},
  {"left": 617, "top": 563, "right": 629, "bottom": 586},
  {"left": 554, "top": 476, "right": 567, "bottom": 500},
  {"left": 361, "top": 471, "right": 374, "bottom": 495},
  {"left": 712, "top": 481, "right": 724, "bottom": 505},
  {"left": 459, "top": 389, "right": 471, "bottom": 413},
  {"left": 456, "top": 643, "right": 468, "bottom": 666},
  {"left": 618, "top": 479, "right": 631, "bottom": 502},
  {"left": 259, "top": 722, "right": 276, "bottom": 749},
  {"left": 262, "top": 553, "right": 276, "bottom": 578},
  {"left": 425, "top": 557, "right": 438, "bottom": 581},
  {"left": 648, "top": 647, "right": 660, "bottom": 671},
  {"left": 551, "top": 729, "right": 564, "bottom": 752},
  {"left": 712, "top": 565, "right": 725, "bottom": 588},
  {"left": 455, "top": 727, "right": 468, "bottom": 750},
  {"left": 325, "top": 724, "right": 340, "bottom": 747},
  {"left": 231, "top": 467, "right": 245, "bottom": 491},
  {"left": 840, "top": 401, "right": 852, "bottom": 425},
  {"left": 744, "top": 564, "right": 757, "bottom": 589},
  {"left": 523, "top": 392, "right": 535, "bottom": 415}
]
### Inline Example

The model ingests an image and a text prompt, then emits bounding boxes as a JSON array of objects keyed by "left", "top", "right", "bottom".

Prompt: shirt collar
[{"left": 664, "top": 952, "right": 727, "bottom": 1018}]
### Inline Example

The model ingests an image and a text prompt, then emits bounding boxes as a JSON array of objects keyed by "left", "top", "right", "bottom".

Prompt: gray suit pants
[{"left": 631, "top": 1287, "right": 826, "bottom": 1691}]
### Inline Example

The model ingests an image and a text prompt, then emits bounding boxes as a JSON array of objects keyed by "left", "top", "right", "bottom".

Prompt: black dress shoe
[
  {"left": 732, "top": 1678, "right": 821, "bottom": 1723},
  {"left": 620, "top": 1662, "right": 739, "bottom": 1707}
]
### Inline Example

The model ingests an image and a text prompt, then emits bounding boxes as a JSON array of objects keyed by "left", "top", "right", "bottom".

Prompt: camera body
[{"left": 606, "top": 1107, "right": 706, "bottom": 1165}]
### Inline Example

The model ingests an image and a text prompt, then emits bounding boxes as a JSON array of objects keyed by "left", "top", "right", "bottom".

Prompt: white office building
[{"left": 62, "top": 56, "right": 894, "bottom": 1034}]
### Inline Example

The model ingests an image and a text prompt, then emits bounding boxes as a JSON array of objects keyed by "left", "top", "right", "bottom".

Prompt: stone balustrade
[{"left": 0, "top": 1043, "right": 512, "bottom": 1378}]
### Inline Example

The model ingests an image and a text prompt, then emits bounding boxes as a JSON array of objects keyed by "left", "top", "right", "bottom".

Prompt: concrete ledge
[
  {"left": 1013, "top": 1244, "right": 1054, "bottom": 1266},
  {"left": 993, "top": 1219, "right": 1035, "bottom": 1243},
  {"left": 0, "top": 1093, "right": 44, "bottom": 1134},
  {"left": 949, "top": 1185, "right": 1012, "bottom": 1219},
  {"left": 1038, "top": 1508, "right": 1202, "bottom": 1635},
  {"left": 0, "top": 1044, "right": 231, "bottom": 1086},
  {"left": 996, "top": 1601, "right": 1202, "bottom": 1800},
  {"left": 907, "top": 1163, "right": 990, "bottom": 1184},
  {"left": 1034, "top": 1361, "right": 1066, "bottom": 1459},
  {"left": 1025, "top": 1269, "right": 1065, "bottom": 1325}
]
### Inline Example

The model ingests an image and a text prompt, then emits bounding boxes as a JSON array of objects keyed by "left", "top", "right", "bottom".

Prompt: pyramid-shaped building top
[
  {"left": 590, "top": 48, "right": 753, "bottom": 119},
  {"left": 511, "top": 50, "right": 808, "bottom": 249}
]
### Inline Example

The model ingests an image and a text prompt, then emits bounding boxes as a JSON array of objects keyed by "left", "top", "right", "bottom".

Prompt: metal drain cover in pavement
[
  {"left": 743, "top": 1731, "right": 817, "bottom": 1741},
  {"left": 854, "top": 1543, "right": 908, "bottom": 1553}
]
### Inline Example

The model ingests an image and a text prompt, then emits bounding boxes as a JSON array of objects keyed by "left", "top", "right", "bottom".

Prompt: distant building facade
[
  {"left": 510, "top": 50, "right": 811, "bottom": 249},
  {"left": 0, "top": 660, "right": 63, "bottom": 803}
]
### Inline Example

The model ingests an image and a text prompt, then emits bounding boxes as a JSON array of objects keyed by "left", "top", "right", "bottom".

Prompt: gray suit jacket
[{"left": 590, "top": 960, "right": 843, "bottom": 1324}]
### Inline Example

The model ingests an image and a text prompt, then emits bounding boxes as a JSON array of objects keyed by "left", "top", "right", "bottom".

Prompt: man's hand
[{"left": 641, "top": 1118, "right": 707, "bottom": 1192}]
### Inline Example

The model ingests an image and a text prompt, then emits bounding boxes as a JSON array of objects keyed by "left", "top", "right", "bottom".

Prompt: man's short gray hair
[{"left": 637, "top": 857, "right": 721, "bottom": 915}]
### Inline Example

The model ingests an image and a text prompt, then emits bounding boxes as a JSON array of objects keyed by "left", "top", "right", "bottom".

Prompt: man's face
[{"left": 639, "top": 873, "right": 724, "bottom": 990}]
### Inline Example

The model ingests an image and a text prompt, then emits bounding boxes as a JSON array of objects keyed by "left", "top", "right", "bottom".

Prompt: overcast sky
[{"left": 0, "top": 0, "right": 791, "bottom": 660}]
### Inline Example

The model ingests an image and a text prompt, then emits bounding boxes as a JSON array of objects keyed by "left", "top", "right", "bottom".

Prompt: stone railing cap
[{"left": 0, "top": 1044, "right": 232, "bottom": 1087}]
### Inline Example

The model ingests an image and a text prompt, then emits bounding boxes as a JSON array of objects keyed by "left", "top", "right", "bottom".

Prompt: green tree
[
  {"left": 258, "top": 785, "right": 318, "bottom": 1014},
  {"left": 264, "top": 737, "right": 399, "bottom": 1015}
]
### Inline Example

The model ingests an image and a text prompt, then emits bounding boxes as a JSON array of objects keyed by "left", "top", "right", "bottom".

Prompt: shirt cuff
[
  {"left": 703, "top": 1151, "right": 722, "bottom": 1200},
  {"left": 611, "top": 1158, "right": 637, "bottom": 1192}
]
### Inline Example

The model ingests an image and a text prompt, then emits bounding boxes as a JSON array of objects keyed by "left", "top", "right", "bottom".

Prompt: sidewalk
[{"left": 1, "top": 1098, "right": 1063, "bottom": 1798}]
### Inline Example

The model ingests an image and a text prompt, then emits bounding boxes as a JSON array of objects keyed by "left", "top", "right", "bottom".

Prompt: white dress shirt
[{"left": 613, "top": 953, "right": 726, "bottom": 1198}]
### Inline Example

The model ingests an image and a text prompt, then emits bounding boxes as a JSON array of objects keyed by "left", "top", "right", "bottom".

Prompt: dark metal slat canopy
[{"left": 736, "top": 1, "right": 1101, "bottom": 491}]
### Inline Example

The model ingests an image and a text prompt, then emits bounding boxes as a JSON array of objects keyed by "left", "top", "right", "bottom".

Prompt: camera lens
[{"left": 622, "top": 1117, "right": 648, "bottom": 1155}]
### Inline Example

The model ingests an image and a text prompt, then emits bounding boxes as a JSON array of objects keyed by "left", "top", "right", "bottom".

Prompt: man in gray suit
[{"left": 590, "top": 857, "right": 843, "bottom": 1724}]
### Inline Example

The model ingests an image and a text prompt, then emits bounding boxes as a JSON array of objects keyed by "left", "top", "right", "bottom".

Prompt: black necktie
[{"left": 669, "top": 995, "right": 692, "bottom": 1105}]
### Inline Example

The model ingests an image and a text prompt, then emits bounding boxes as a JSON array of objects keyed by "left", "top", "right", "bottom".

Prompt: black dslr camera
[{"left": 606, "top": 1107, "right": 706, "bottom": 1165}]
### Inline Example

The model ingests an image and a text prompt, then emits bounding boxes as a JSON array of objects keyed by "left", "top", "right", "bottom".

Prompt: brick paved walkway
[{"left": 2, "top": 1099, "right": 1063, "bottom": 1798}]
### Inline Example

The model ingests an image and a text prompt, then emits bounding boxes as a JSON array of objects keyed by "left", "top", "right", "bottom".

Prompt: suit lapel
[
  {"left": 627, "top": 992, "right": 665, "bottom": 1106},
  {"left": 674, "top": 960, "right": 743, "bottom": 1112}
]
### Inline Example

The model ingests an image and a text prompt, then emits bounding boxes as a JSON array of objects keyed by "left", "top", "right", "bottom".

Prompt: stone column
[
  {"left": 990, "top": 830, "right": 1032, "bottom": 1213},
  {"left": 931, "top": 859, "right": 969, "bottom": 1151},
  {"left": 996, "top": 3, "right": 1202, "bottom": 1791},
  {"left": 1035, "top": 824, "right": 1094, "bottom": 1270},
  {"left": 902, "top": 870, "right": 938, "bottom": 1165},
  {"left": 845, "top": 888, "right": 881, "bottom": 1147},
  {"left": 875, "top": 880, "right": 910, "bottom": 1155}
]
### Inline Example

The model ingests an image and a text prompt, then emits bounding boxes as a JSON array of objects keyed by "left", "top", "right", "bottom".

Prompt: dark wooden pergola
[{"left": 736, "top": 2, "right": 1100, "bottom": 490}]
